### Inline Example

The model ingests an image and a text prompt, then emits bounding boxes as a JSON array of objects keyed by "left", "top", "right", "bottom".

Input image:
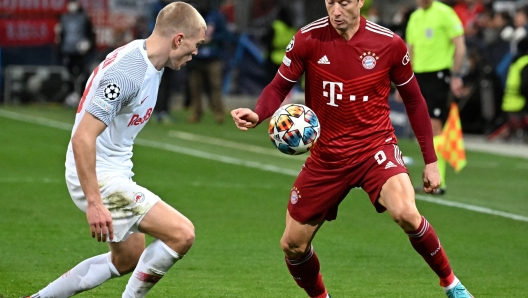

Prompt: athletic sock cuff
[
  {"left": 155, "top": 239, "right": 184, "bottom": 260},
  {"left": 443, "top": 276, "right": 460, "bottom": 291},
  {"left": 106, "top": 252, "right": 121, "bottom": 277}
]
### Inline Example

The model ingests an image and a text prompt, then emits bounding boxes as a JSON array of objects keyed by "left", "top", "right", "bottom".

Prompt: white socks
[
  {"left": 122, "top": 239, "right": 183, "bottom": 298},
  {"left": 33, "top": 240, "right": 182, "bottom": 298},
  {"left": 37, "top": 252, "right": 120, "bottom": 298}
]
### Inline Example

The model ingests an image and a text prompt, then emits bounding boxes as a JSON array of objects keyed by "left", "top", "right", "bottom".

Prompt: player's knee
[
  {"left": 112, "top": 250, "right": 142, "bottom": 274},
  {"left": 167, "top": 221, "right": 195, "bottom": 253},
  {"left": 390, "top": 208, "right": 421, "bottom": 231},
  {"left": 280, "top": 238, "right": 308, "bottom": 259}
]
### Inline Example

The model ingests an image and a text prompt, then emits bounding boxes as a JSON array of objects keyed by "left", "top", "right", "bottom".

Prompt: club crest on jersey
[
  {"left": 104, "top": 83, "right": 121, "bottom": 100},
  {"left": 286, "top": 37, "right": 294, "bottom": 52},
  {"left": 359, "top": 51, "right": 379, "bottom": 70},
  {"left": 134, "top": 192, "right": 145, "bottom": 203},
  {"left": 290, "top": 186, "right": 300, "bottom": 204}
]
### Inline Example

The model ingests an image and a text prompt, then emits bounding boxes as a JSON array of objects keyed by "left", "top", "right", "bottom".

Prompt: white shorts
[{"left": 65, "top": 170, "right": 161, "bottom": 242}]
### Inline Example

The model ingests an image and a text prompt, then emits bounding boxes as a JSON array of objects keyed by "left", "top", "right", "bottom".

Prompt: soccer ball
[{"left": 268, "top": 104, "right": 320, "bottom": 155}]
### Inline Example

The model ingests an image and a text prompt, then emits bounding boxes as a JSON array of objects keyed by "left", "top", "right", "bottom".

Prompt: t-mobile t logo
[
  {"left": 323, "top": 81, "right": 368, "bottom": 107},
  {"left": 323, "top": 81, "right": 343, "bottom": 107}
]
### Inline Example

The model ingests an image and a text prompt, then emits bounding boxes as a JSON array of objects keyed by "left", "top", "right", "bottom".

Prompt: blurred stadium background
[{"left": 1, "top": 0, "right": 528, "bottom": 297}]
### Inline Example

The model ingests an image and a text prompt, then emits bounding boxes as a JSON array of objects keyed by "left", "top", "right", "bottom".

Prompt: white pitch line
[
  {"left": 168, "top": 130, "right": 302, "bottom": 159},
  {"left": 415, "top": 195, "right": 528, "bottom": 222},
  {"left": 0, "top": 177, "right": 62, "bottom": 183},
  {"left": 2, "top": 108, "right": 527, "bottom": 223}
]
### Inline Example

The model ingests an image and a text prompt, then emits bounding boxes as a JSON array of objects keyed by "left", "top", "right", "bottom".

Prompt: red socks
[
  {"left": 407, "top": 216, "right": 455, "bottom": 286},
  {"left": 285, "top": 246, "right": 327, "bottom": 298}
]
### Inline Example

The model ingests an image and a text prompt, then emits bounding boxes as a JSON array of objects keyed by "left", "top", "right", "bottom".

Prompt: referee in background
[{"left": 406, "top": 0, "right": 466, "bottom": 195}]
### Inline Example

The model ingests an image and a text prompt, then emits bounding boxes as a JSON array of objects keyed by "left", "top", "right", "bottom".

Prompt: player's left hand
[{"left": 422, "top": 162, "right": 441, "bottom": 194}]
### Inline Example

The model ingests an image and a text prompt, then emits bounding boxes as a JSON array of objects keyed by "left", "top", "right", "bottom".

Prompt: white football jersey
[{"left": 66, "top": 39, "right": 163, "bottom": 176}]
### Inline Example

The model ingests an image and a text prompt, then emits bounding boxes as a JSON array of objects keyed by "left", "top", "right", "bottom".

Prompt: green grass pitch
[{"left": 0, "top": 105, "right": 527, "bottom": 297}]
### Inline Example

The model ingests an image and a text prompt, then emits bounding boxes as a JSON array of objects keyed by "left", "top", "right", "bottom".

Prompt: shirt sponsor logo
[{"left": 128, "top": 108, "right": 153, "bottom": 126}]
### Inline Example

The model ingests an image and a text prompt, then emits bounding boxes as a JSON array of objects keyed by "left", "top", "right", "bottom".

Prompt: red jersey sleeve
[
  {"left": 390, "top": 34, "right": 437, "bottom": 164},
  {"left": 254, "top": 32, "right": 306, "bottom": 124},
  {"left": 389, "top": 34, "right": 413, "bottom": 85}
]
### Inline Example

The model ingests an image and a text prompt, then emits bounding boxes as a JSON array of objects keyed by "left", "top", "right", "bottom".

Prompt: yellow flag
[{"left": 439, "top": 103, "right": 467, "bottom": 172}]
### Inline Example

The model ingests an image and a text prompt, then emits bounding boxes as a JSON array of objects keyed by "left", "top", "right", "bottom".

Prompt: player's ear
[
  {"left": 174, "top": 33, "right": 184, "bottom": 48},
  {"left": 358, "top": 0, "right": 365, "bottom": 9}
]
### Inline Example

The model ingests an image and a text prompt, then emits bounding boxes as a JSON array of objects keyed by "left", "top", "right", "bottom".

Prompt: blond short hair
[{"left": 153, "top": 2, "right": 207, "bottom": 38}]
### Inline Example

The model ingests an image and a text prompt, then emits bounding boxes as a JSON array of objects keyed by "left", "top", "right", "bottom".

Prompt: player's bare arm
[
  {"left": 71, "top": 113, "right": 114, "bottom": 242},
  {"left": 421, "top": 161, "right": 441, "bottom": 194},
  {"left": 231, "top": 108, "right": 259, "bottom": 130}
]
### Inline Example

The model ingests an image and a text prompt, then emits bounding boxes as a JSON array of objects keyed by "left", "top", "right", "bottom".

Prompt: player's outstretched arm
[
  {"left": 421, "top": 161, "right": 441, "bottom": 194},
  {"left": 231, "top": 108, "right": 259, "bottom": 131},
  {"left": 71, "top": 113, "right": 114, "bottom": 242}
]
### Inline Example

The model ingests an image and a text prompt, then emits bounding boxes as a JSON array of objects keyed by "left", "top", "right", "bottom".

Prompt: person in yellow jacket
[
  {"left": 263, "top": 6, "right": 297, "bottom": 82},
  {"left": 500, "top": 37, "right": 528, "bottom": 138}
]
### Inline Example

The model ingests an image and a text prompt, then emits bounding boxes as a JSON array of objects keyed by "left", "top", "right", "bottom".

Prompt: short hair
[{"left": 153, "top": 2, "right": 206, "bottom": 38}]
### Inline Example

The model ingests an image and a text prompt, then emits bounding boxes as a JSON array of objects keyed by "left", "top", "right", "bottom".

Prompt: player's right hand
[
  {"left": 231, "top": 108, "right": 258, "bottom": 130},
  {"left": 86, "top": 203, "right": 114, "bottom": 242}
]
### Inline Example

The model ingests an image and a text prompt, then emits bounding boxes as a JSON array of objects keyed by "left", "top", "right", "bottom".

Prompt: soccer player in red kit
[{"left": 231, "top": 0, "right": 474, "bottom": 298}]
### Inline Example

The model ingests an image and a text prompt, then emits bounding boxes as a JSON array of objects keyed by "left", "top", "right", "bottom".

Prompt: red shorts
[{"left": 288, "top": 144, "right": 409, "bottom": 223}]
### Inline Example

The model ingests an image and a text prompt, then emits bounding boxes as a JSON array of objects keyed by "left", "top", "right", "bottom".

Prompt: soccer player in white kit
[{"left": 25, "top": 2, "right": 206, "bottom": 297}]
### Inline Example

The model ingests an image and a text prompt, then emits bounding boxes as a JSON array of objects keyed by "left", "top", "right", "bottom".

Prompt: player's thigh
[
  {"left": 362, "top": 144, "right": 411, "bottom": 213},
  {"left": 288, "top": 157, "right": 351, "bottom": 223},
  {"left": 138, "top": 201, "right": 195, "bottom": 252},
  {"left": 378, "top": 173, "right": 417, "bottom": 214},
  {"left": 66, "top": 171, "right": 161, "bottom": 242},
  {"left": 378, "top": 173, "right": 421, "bottom": 230},
  {"left": 108, "top": 232, "right": 146, "bottom": 274}
]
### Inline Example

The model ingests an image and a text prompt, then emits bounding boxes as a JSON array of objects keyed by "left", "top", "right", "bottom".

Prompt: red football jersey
[{"left": 277, "top": 16, "right": 414, "bottom": 165}]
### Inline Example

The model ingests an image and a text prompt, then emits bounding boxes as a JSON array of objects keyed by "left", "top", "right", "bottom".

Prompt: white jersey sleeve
[{"left": 85, "top": 49, "right": 147, "bottom": 126}]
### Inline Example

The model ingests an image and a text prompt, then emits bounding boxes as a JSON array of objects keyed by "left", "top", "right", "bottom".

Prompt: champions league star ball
[{"left": 268, "top": 104, "right": 320, "bottom": 155}]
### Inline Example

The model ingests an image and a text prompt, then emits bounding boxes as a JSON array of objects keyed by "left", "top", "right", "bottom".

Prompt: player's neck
[
  {"left": 335, "top": 20, "right": 360, "bottom": 41},
  {"left": 145, "top": 35, "right": 169, "bottom": 71}
]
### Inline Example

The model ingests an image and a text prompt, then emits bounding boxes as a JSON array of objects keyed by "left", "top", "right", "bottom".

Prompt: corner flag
[{"left": 439, "top": 103, "right": 467, "bottom": 172}]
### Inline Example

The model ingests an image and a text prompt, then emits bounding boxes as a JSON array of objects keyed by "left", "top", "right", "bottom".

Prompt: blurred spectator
[
  {"left": 493, "top": 36, "right": 528, "bottom": 140},
  {"left": 365, "top": 6, "right": 388, "bottom": 27},
  {"left": 484, "top": 10, "right": 513, "bottom": 89},
  {"left": 500, "top": 5, "right": 528, "bottom": 56},
  {"left": 186, "top": 0, "right": 230, "bottom": 124},
  {"left": 390, "top": 5, "right": 415, "bottom": 40},
  {"left": 220, "top": 0, "right": 236, "bottom": 32},
  {"left": 149, "top": 0, "right": 179, "bottom": 123},
  {"left": 56, "top": 0, "right": 96, "bottom": 106},
  {"left": 453, "top": 0, "right": 486, "bottom": 31},
  {"left": 262, "top": 6, "right": 297, "bottom": 83},
  {"left": 132, "top": 15, "right": 150, "bottom": 40}
]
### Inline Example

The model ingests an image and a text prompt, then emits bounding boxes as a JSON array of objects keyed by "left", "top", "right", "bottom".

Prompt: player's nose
[{"left": 331, "top": 5, "right": 341, "bottom": 16}]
